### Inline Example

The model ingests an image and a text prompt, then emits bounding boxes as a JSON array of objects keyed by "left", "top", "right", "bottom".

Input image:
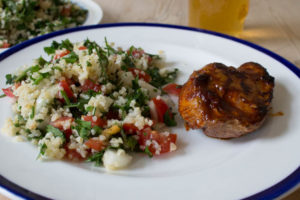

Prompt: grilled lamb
[{"left": 178, "top": 62, "right": 275, "bottom": 139}]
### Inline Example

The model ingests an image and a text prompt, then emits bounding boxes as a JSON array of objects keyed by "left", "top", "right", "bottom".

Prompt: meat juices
[{"left": 178, "top": 62, "right": 275, "bottom": 139}]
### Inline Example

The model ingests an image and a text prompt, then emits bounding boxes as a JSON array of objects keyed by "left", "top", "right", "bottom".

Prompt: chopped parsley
[
  {"left": 52, "top": 66, "right": 63, "bottom": 71},
  {"left": 84, "top": 39, "right": 108, "bottom": 79},
  {"left": 15, "top": 65, "right": 40, "bottom": 83},
  {"left": 73, "top": 119, "right": 92, "bottom": 139},
  {"left": 33, "top": 72, "right": 50, "bottom": 85},
  {"left": 60, "top": 90, "right": 71, "bottom": 105},
  {"left": 37, "top": 57, "right": 47, "bottom": 66},
  {"left": 92, "top": 126, "right": 102, "bottom": 136},
  {"left": 63, "top": 51, "right": 79, "bottom": 63},
  {"left": 86, "top": 61, "right": 92, "bottom": 67},
  {"left": 129, "top": 78, "right": 149, "bottom": 107},
  {"left": 30, "top": 106, "right": 35, "bottom": 119},
  {"left": 44, "top": 46, "right": 56, "bottom": 55},
  {"left": 60, "top": 39, "right": 74, "bottom": 52},
  {"left": 104, "top": 37, "right": 117, "bottom": 56},
  {"left": 1, "top": 1, "right": 87, "bottom": 48},
  {"left": 120, "top": 129, "right": 138, "bottom": 151},
  {"left": 37, "top": 143, "right": 47, "bottom": 159},
  {"left": 144, "top": 146, "right": 153, "bottom": 158},
  {"left": 64, "top": 102, "right": 80, "bottom": 108},
  {"left": 146, "top": 67, "right": 178, "bottom": 88},
  {"left": 5, "top": 74, "right": 16, "bottom": 84},
  {"left": 86, "top": 150, "right": 105, "bottom": 166},
  {"left": 44, "top": 39, "right": 75, "bottom": 55},
  {"left": 163, "top": 110, "right": 177, "bottom": 127},
  {"left": 46, "top": 125, "right": 66, "bottom": 143}
]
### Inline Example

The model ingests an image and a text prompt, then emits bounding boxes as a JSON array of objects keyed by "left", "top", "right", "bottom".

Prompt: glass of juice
[{"left": 189, "top": 0, "right": 249, "bottom": 36}]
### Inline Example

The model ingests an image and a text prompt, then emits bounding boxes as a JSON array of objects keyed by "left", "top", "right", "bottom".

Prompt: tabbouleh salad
[
  {"left": 0, "top": 0, "right": 87, "bottom": 48},
  {"left": 1, "top": 38, "right": 181, "bottom": 170}
]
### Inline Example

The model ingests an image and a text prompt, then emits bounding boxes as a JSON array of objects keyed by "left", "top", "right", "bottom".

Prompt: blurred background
[{"left": 96, "top": 0, "right": 300, "bottom": 69}]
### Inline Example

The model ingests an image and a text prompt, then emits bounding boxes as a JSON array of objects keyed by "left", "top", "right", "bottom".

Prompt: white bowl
[{"left": 0, "top": 0, "right": 103, "bottom": 54}]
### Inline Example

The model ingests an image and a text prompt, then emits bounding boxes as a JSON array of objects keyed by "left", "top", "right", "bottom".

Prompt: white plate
[
  {"left": 0, "top": 23, "right": 300, "bottom": 200},
  {"left": 0, "top": 0, "right": 103, "bottom": 54}
]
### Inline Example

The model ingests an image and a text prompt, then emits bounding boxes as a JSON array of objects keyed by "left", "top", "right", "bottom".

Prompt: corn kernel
[{"left": 102, "top": 125, "right": 121, "bottom": 137}]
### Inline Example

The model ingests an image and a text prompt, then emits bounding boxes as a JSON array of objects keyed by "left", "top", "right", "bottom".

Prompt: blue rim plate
[{"left": 0, "top": 23, "right": 300, "bottom": 200}]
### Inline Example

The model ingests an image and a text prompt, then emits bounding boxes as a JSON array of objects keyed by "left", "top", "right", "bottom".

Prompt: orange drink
[{"left": 189, "top": 0, "right": 249, "bottom": 36}]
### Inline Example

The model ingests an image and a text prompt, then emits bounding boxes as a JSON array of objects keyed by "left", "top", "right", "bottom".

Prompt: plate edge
[{"left": 0, "top": 22, "right": 299, "bottom": 200}]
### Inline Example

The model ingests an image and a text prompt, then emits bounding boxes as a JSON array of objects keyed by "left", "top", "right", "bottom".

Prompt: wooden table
[
  {"left": 1, "top": 0, "right": 299, "bottom": 199},
  {"left": 98, "top": 0, "right": 300, "bottom": 69}
]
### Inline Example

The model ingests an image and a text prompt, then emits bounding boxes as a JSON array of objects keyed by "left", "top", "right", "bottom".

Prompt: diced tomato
[
  {"left": 128, "top": 68, "right": 151, "bottom": 82},
  {"left": 78, "top": 46, "right": 87, "bottom": 50},
  {"left": 123, "top": 123, "right": 139, "bottom": 134},
  {"left": 50, "top": 116, "right": 73, "bottom": 130},
  {"left": 162, "top": 83, "right": 182, "bottom": 96},
  {"left": 61, "top": 5, "right": 71, "bottom": 16},
  {"left": 1, "top": 42, "right": 10, "bottom": 48},
  {"left": 50, "top": 117, "right": 74, "bottom": 140},
  {"left": 160, "top": 133, "right": 177, "bottom": 153},
  {"left": 65, "top": 147, "right": 85, "bottom": 161},
  {"left": 127, "top": 48, "right": 153, "bottom": 64},
  {"left": 123, "top": 123, "right": 151, "bottom": 134},
  {"left": 81, "top": 79, "right": 101, "bottom": 93},
  {"left": 2, "top": 87, "right": 15, "bottom": 98},
  {"left": 138, "top": 129, "right": 177, "bottom": 155},
  {"left": 63, "top": 129, "right": 73, "bottom": 140},
  {"left": 82, "top": 115, "right": 107, "bottom": 128},
  {"left": 54, "top": 49, "right": 70, "bottom": 60},
  {"left": 85, "top": 138, "right": 105, "bottom": 151},
  {"left": 151, "top": 97, "right": 169, "bottom": 123},
  {"left": 127, "top": 49, "right": 145, "bottom": 58},
  {"left": 59, "top": 79, "right": 75, "bottom": 99},
  {"left": 132, "top": 49, "right": 144, "bottom": 58}
]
